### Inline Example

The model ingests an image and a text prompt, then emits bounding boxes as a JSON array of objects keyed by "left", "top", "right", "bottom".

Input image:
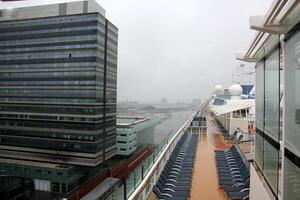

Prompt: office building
[{"left": 0, "top": 0, "right": 118, "bottom": 167}]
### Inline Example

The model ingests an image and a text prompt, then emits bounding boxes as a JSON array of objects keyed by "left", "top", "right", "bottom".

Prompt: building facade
[
  {"left": 0, "top": 0, "right": 118, "bottom": 167},
  {"left": 116, "top": 116, "right": 166, "bottom": 156}
]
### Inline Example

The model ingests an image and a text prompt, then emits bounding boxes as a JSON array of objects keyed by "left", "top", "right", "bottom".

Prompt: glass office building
[{"left": 0, "top": 0, "right": 118, "bottom": 167}]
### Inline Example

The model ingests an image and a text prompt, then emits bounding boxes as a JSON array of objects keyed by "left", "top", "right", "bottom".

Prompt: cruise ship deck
[
  {"left": 148, "top": 112, "right": 242, "bottom": 200},
  {"left": 190, "top": 116, "right": 230, "bottom": 200}
]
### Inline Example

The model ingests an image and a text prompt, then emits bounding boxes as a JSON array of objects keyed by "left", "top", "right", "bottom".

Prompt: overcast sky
[{"left": 0, "top": 0, "right": 272, "bottom": 103}]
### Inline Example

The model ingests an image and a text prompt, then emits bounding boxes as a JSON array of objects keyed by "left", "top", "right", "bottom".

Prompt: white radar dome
[
  {"left": 229, "top": 84, "right": 243, "bottom": 96},
  {"left": 214, "top": 85, "right": 223, "bottom": 93}
]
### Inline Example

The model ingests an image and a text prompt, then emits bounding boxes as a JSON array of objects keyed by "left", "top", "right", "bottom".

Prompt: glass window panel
[
  {"left": 148, "top": 155, "right": 153, "bottom": 168},
  {"left": 126, "top": 173, "right": 134, "bottom": 198},
  {"left": 255, "top": 132, "right": 264, "bottom": 170},
  {"left": 265, "top": 49, "right": 280, "bottom": 141},
  {"left": 283, "top": 156, "right": 300, "bottom": 200},
  {"left": 134, "top": 165, "right": 142, "bottom": 187},
  {"left": 256, "top": 61, "right": 265, "bottom": 131},
  {"left": 285, "top": 31, "right": 300, "bottom": 157},
  {"left": 143, "top": 159, "right": 149, "bottom": 175},
  {"left": 263, "top": 140, "right": 279, "bottom": 194},
  {"left": 113, "top": 184, "right": 124, "bottom": 200}
]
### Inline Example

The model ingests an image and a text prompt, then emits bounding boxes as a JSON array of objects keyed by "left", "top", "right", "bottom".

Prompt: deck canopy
[
  {"left": 210, "top": 99, "right": 255, "bottom": 116},
  {"left": 236, "top": 0, "right": 300, "bottom": 62}
]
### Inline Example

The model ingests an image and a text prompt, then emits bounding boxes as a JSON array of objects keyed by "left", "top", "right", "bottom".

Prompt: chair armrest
[
  {"left": 231, "top": 171, "right": 240, "bottom": 175},
  {"left": 232, "top": 182, "right": 245, "bottom": 187},
  {"left": 165, "top": 188, "right": 175, "bottom": 193},
  {"left": 228, "top": 160, "right": 237, "bottom": 164},
  {"left": 169, "top": 175, "right": 177, "bottom": 179},
  {"left": 170, "top": 171, "right": 179, "bottom": 175},
  {"left": 173, "top": 164, "right": 182, "bottom": 169},
  {"left": 241, "top": 188, "right": 250, "bottom": 192},
  {"left": 168, "top": 179, "right": 177, "bottom": 183},
  {"left": 166, "top": 183, "right": 175, "bottom": 187},
  {"left": 162, "top": 193, "right": 173, "bottom": 197},
  {"left": 232, "top": 174, "right": 241, "bottom": 178}
]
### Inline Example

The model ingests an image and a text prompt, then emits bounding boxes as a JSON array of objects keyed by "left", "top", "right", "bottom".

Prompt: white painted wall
[
  {"left": 34, "top": 179, "right": 50, "bottom": 191},
  {"left": 230, "top": 118, "right": 249, "bottom": 133}
]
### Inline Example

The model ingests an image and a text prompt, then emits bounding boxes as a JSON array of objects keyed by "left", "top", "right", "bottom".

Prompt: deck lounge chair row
[
  {"left": 214, "top": 119, "right": 232, "bottom": 139},
  {"left": 215, "top": 145, "right": 250, "bottom": 200},
  {"left": 153, "top": 133, "right": 198, "bottom": 200},
  {"left": 190, "top": 114, "right": 206, "bottom": 127},
  {"left": 214, "top": 119, "right": 243, "bottom": 141}
]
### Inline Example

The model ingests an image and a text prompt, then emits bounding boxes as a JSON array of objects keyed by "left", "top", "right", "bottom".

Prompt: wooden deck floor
[{"left": 190, "top": 117, "right": 230, "bottom": 200}]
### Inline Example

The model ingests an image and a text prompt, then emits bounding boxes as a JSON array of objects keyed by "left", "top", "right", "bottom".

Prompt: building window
[
  {"left": 263, "top": 48, "right": 280, "bottom": 194},
  {"left": 255, "top": 131, "right": 264, "bottom": 170},
  {"left": 283, "top": 28, "right": 300, "bottom": 200},
  {"left": 61, "top": 183, "right": 67, "bottom": 193},
  {"left": 51, "top": 182, "right": 60, "bottom": 193},
  {"left": 285, "top": 30, "right": 300, "bottom": 160},
  {"left": 265, "top": 49, "right": 280, "bottom": 141},
  {"left": 255, "top": 37, "right": 281, "bottom": 197}
]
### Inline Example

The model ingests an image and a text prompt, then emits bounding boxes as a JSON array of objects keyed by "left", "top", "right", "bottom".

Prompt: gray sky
[
  {"left": 96, "top": 0, "right": 272, "bottom": 103},
  {"left": 0, "top": 0, "right": 272, "bottom": 103}
]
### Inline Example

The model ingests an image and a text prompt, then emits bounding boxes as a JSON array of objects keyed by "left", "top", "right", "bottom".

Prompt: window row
[
  {"left": 0, "top": 35, "right": 97, "bottom": 45},
  {"left": 0, "top": 52, "right": 97, "bottom": 61},
  {"left": 0, "top": 97, "right": 101, "bottom": 103},
  {"left": 0, "top": 25, "right": 98, "bottom": 38},
  {"left": 0, "top": 43, "right": 97, "bottom": 53},
  {"left": 0, "top": 71, "right": 96, "bottom": 78},
  {"left": 0, "top": 105, "right": 103, "bottom": 114},
  {"left": 0, "top": 80, "right": 96, "bottom": 86},
  {"left": 0, "top": 129, "right": 97, "bottom": 141},
  {"left": 0, "top": 136, "right": 104, "bottom": 153},
  {"left": 0, "top": 62, "right": 97, "bottom": 69},
  {"left": 0, "top": 15, "right": 99, "bottom": 29},
  {"left": 0, "top": 89, "right": 96, "bottom": 94}
]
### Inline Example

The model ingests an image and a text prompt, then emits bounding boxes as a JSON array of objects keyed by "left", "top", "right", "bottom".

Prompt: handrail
[{"left": 127, "top": 112, "right": 196, "bottom": 200}]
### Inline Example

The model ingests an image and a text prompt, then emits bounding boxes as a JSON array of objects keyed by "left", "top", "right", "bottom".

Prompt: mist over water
[{"left": 155, "top": 110, "right": 193, "bottom": 144}]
